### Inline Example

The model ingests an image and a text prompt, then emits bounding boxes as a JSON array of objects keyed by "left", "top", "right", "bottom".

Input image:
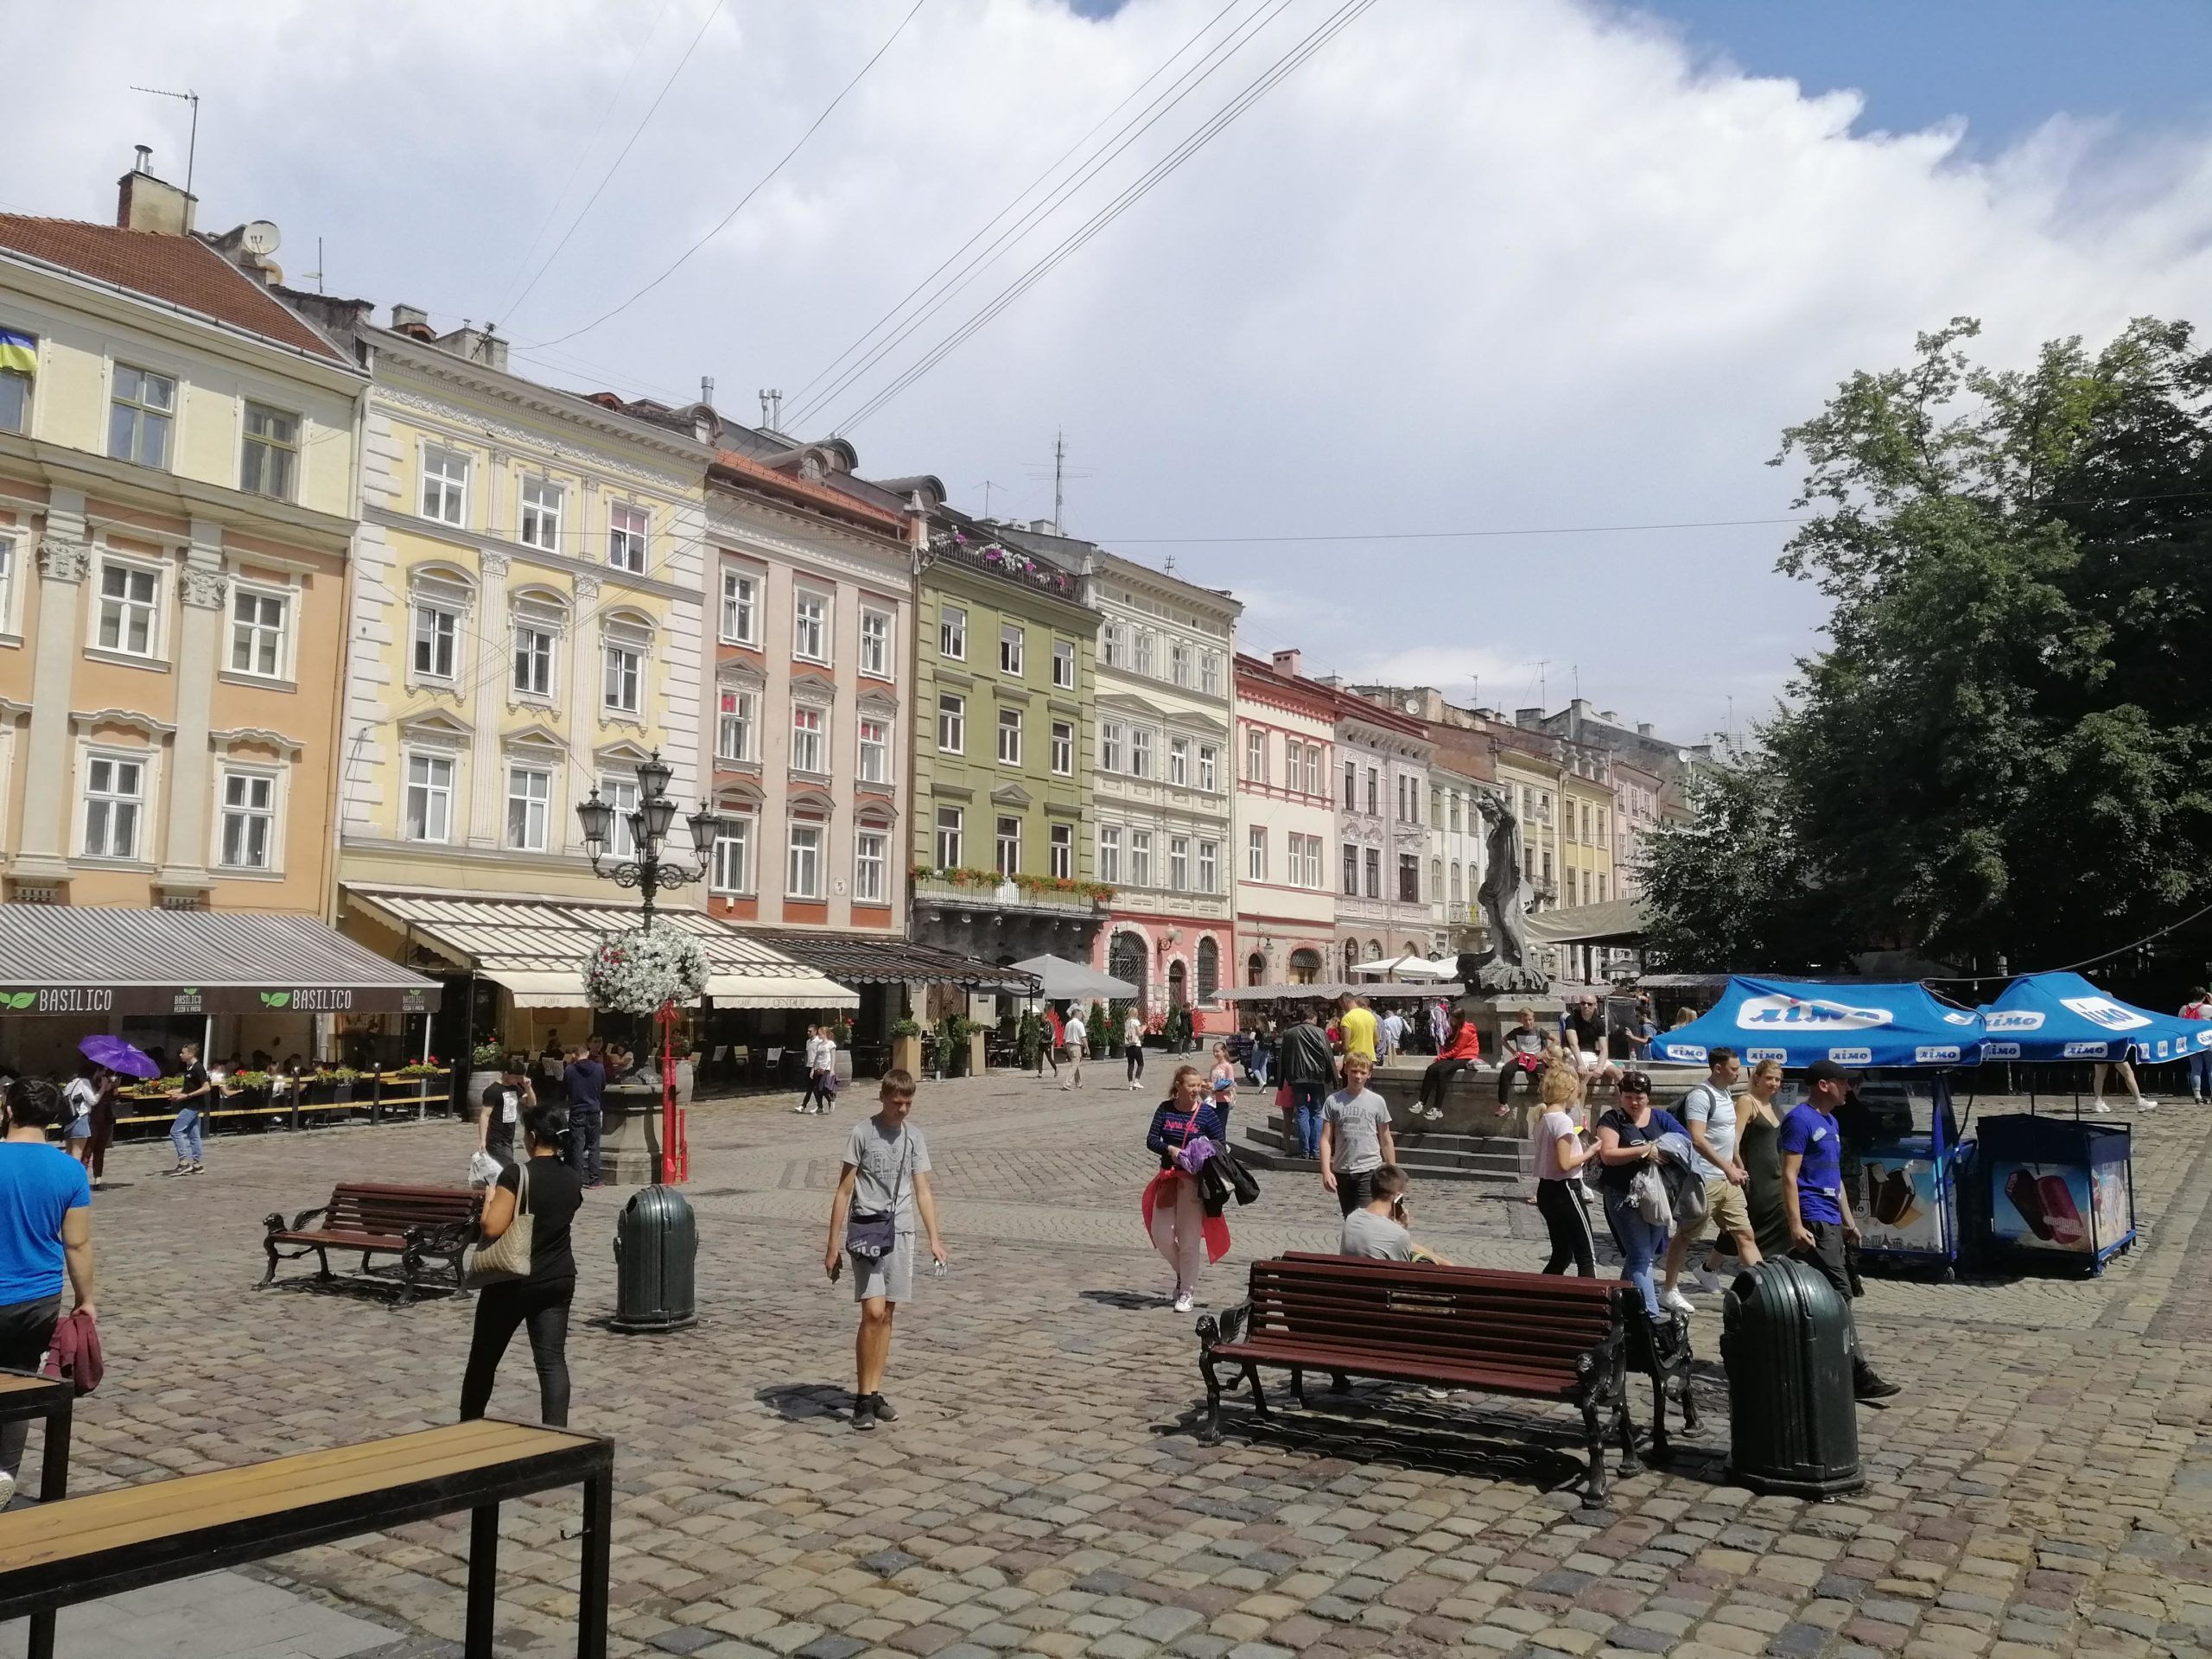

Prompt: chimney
[
  {"left": 1516, "top": 707, "right": 1542, "bottom": 729},
  {"left": 1271, "top": 648, "right": 1302, "bottom": 679},
  {"left": 116, "top": 148, "right": 195, "bottom": 234},
  {"left": 1637, "top": 722, "right": 1654, "bottom": 739},
  {"left": 1599, "top": 709, "right": 1618, "bottom": 723},
  {"left": 389, "top": 303, "right": 434, "bottom": 339},
  {"left": 433, "top": 321, "right": 509, "bottom": 372}
]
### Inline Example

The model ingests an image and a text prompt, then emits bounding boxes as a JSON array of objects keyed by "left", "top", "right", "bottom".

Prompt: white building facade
[
  {"left": 1333, "top": 699, "right": 1433, "bottom": 977},
  {"left": 1427, "top": 762, "right": 1490, "bottom": 954}
]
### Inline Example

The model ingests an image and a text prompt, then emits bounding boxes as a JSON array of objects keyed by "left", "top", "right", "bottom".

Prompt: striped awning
[
  {"left": 343, "top": 887, "right": 857, "bottom": 1011},
  {"left": 0, "top": 906, "right": 441, "bottom": 1016}
]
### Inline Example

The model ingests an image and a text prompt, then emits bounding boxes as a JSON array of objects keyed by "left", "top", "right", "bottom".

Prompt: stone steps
[{"left": 1239, "top": 1118, "right": 1528, "bottom": 1185}]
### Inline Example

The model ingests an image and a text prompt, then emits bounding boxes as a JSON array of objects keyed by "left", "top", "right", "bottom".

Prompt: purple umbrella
[{"left": 79, "top": 1034, "right": 159, "bottom": 1079}]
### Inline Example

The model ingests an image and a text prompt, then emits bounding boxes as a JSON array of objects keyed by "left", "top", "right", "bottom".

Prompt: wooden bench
[
  {"left": 0, "top": 1420, "right": 611, "bottom": 1659},
  {"left": 1197, "top": 1254, "right": 1654, "bottom": 1499},
  {"left": 261, "top": 1182, "right": 482, "bottom": 1306}
]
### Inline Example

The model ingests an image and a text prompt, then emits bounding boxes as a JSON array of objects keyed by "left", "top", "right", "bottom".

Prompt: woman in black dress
[
  {"left": 1735, "top": 1058, "right": 1792, "bottom": 1261},
  {"left": 460, "top": 1103, "right": 584, "bottom": 1426}
]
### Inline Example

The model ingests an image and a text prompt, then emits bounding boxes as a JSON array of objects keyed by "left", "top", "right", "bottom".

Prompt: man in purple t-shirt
[{"left": 1782, "top": 1060, "right": 1898, "bottom": 1402}]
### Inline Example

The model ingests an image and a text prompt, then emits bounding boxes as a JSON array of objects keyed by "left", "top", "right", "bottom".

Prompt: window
[
  {"left": 0, "top": 329, "right": 30, "bottom": 434},
  {"left": 788, "top": 822, "right": 823, "bottom": 897},
  {"left": 1170, "top": 641, "right": 1191, "bottom": 687},
  {"left": 1201, "top": 652, "right": 1220, "bottom": 696},
  {"left": 229, "top": 588, "right": 287, "bottom": 678},
  {"left": 1169, "top": 836, "right": 1189, "bottom": 891},
  {"left": 82, "top": 755, "right": 143, "bottom": 859},
  {"left": 791, "top": 705, "right": 825, "bottom": 772},
  {"left": 716, "top": 689, "right": 755, "bottom": 761},
  {"left": 1100, "top": 721, "right": 1124, "bottom": 772},
  {"left": 1366, "top": 768, "right": 1379, "bottom": 816},
  {"left": 512, "top": 620, "right": 556, "bottom": 697},
  {"left": 1134, "top": 631, "right": 1154, "bottom": 676},
  {"left": 1052, "top": 639, "right": 1075, "bottom": 689},
  {"left": 0, "top": 535, "right": 14, "bottom": 629},
  {"left": 219, "top": 770, "right": 276, "bottom": 869},
  {"left": 608, "top": 503, "right": 648, "bottom": 572},
  {"left": 1342, "top": 842, "right": 1358, "bottom": 896},
  {"left": 1246, "top": 728, "right": 1267, "bottom": 784},
  {"left": 1051, "top": 721, "right": 1073, "bottom": 775},
  {"left": 995, "top": 816, "right": 1020, "bottom": 876},
  {"left": 720, "top": 569, "right": 759, "bottom": 645},
  {"left": 1451, "top": 863, "right": 1464, "bottom": 905},
  {"left": 1364, "top": 847, "right": 1381, "bottom": 899},
  {"left": 1197, "top": 937, "right": 1220, "bottom": 1001},
  {"left": 1599, "top": 872, "right": 1609, "bottom": 903},
  {"left": 1431, "top": 856, "right": 1442, "bottom": 900},
  {"left": 713, "top": 815, "right": 753, "bottom": 892},
  {"left": 1248, "top": 826, "right": 1267, "bottom": 881},
  {"left": 505, "top": 767, "right": 551, "bottom": 851},
  {"left": 1342, "top": 760, "right": 1357, "bottom": 809},
  {"left": 1431, "top": 788, "right": 1444, "bottom": 830},
  {"left": 938, "top": 693, "right": 965, "bottom": 754},
  {"left": 1198, "top": 840, "right": 1217, "bottom": 894},
  {"left": 858, "top": 716, "right": 888, "bottom": 785},
  {"left": 1169, "top": 737, "right": 1189, "bottom": 786},
  {"left": 1294, "top": 834, "right": 1323, "bottom": 888},
  {"left": 792, "top": 590, "right": 829, "bottom": 662},
  {"left": 935, "top": 806, "right": 963, "bottom": 868},
  {"left": 404, "top": 753, "right": 453, "bottom": 842},
  {"left": 999, "top": 624, "right": 1024, "bottom": 677},
  {"left": 1049, "top": 823, "right": 1072, "bottom": 880},
  {"left": 421, "top": 444, "right": 468, "bottom": 524},
  {"left": 1198, "top": 744, "right": 1217, "bottom": 791},
  {"left": 601, "top": 775, "right": 639, "bottom": 858},
  {"left": 855, "top": 830, "right": 887, "bottom": 902},
  {"left": 108, "top": 365, "right": 173, "bottom": 467},
  {"left": 1130, "top": 728, "right": 1153, "bottom": 779},
  {"left": 240, "top": 403, "right": 298, "bottom": 499},
  {"left": 939, "top": 605, "right": 967, "bottom": 661},
  {"left": 1449, "top": 792, "right": 1463, "bottom": 833},
  {"left": 1129, "top": 830, "right": 1153, "bottom": 887},
  {"left": 1097, "top": 825, "right": 1121, "bottom": 883},
  {"left": 603, "top": 641, "right": 642, "bottom": 714},
  {"left": 518, "top": 477, "right": 563, "bottom": 551},
  {"left": 1101, "top": 621, "right": 1125, "bottom": 668},
  {"left": 860, "top": 608, "right": 891, "bottom": 676},
  {"left": 96, "top": 562, "right": 160, "bottom": 658},
  {"left": 1303, "top": 745, "right": 1319, "bottom": 795},
  {"left": 996, "top": 707, "right": 1022, "bottom": 766}
]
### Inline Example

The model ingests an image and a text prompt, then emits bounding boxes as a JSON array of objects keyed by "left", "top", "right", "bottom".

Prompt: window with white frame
[
  {"left": 935, "top": 806, "right": 962, "bottom": 868},
  {"left": 505, "top": 766, "right": 551, "bottom": 851},
  {"left": 999, "top": 623, "right": 1024, "bottom": 677},
  {"left": 607, "top": 503, "right": 648, "bottom": 572},
  {"left": 518, "top": 477, "right": 563, "bottom": 550},
  {"left": 1198, "top": 840, "right": 1217, "bottom": 893},
  {"left": 1198, "top": 744, "right": 1217, "bottom": 791},
  {"left": 1134, "top": 630, "right": 1154, "bottom": 676},
  {"left": 1366, "top": 767, "right": 1379, "bottom": 815},
  {"left": 108, "top": 365, "right": 173, "bottom": 468},
  {"left": 1129, "top": 727, "right": 1153, "bottom": 779},
  {"left": 603, "top": 639, "right": 642, "bottom": 714},
  {"left": 720, "top": 568, "right": 759, "bottom": 645},
  {"left": 1342, "top": 842, "right": 1358, "bottom": 896},
  {"left": 1303, "top": 834, "right": 1325, "bottom": 887},
  {"left": 1099, "top": 721, "right": 1124, "bottom": 772},
  {"left": 0, "top": 534, "right": 16, "bottom": 632},
  {"left": 240, "top": 404, "right": 299, "bottom": 499},
  {"left": 1246, "top": 728, "right": 1267, "bottom": 783},
  {"left": 1049, "top": 823, "right": 1072, "bottom": 880},
  {"left": 601, "top": 774, "right": 639, "bottom": 858},
  {"left": 412, "top": 600, "right": 460, "bottom": 681},
  {"left": 96, "top": 561, "right": 161, "bottom": 658},
  {"left": 1100, "top": 621, "right": 1124, "bottom": 669},
  {"left": 1096, "top": 824, "right": 1121, "bottom": 883},
  {"left": 1170, "top": 641, "right": 1191, "bottom": 687},
  {"left": 855, "top": 829, "right": 887, "bottom": 902},
  {"left": 995, "top": 816, "right": 1020, "bottom": 877},
  {"left": 1201, "top": 652, "right": 1220, "bottom": 696},
  {"left": 512, "top": 618, "right": 556, "bottom": 697},
  {"left": 1169, "top": 836, "right": 1189, "bottom": 891},
  {"left": 404, "top": 753, "right": 454, "bottom": 842},
  {"left": 1129, "top": 830, "right": 1153, "bottom": 887},
  {"left": 1247, "top": 825, "right": 1267, "bottom": 881},
  {"left": 791, "top": 705, "right": 826, "bottom": 772},
  {"left": 792, "top": 589, "right": 829, "bottom": 662},
  {"left": 939, "top": 605, "right": 966, "bottom": 661},
  {"left": 860, "top": 607, "right": 891, "bottom": 677},
  {"left": 1168, "top": 736, "right": 1189, "bottom": 786},
  {"left": 938, "top": 693, "right": 964, "bottom": 754},
  {"left": 1303, "top": 745, "right": 1320, "bottom": 794},
  {"left": 712, "top": 813, "right": 753, "bottom": 892},
  {"left": 219, "top": 768, "right": 276, "bottom": 869},
  {"left": 996, "top": 706, "right": 1021, "bottom": 766},
  {"left": 1052, "top": 639, "right": 1075, "bottom": 689},
  {"left": 1342, "top": 760, "right": 1357, "bottom": 809},
  {"left": 788, "top": 821, "right": 823, "bottom": 897},
  {"left": 228, "top": 587, "right": 288, "bottom": 678},
  {"left": 0, "top": 331, "right": 30, "bottom": 435},
  {"left": 1450, "top": 862, "right": 1463, "bottom": 905},
  {"left": 81, "top": 753, "right": 143, "bottom": 859},
  {"left": 421, "top": 444, "right": 468, "bottom": 524},
  {"left": 858, "top": 716, "right": 889, "bottom": 785},
  {"left": 715, "top": 688, "right": 755, "bottom": 761},
  {"left": 1050, "top": 721, "right": 1073, "bottom": 776}
]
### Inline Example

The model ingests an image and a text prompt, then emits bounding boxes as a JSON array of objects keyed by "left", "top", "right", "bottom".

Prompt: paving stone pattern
[{"left": 35, "top": 1072, "right": 2212, "bottom": 1658}]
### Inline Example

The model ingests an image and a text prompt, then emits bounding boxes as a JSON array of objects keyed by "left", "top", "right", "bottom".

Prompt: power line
[
  {"left": 524, "top": 0, "right": 933, "bottom": 350},
  {"left": 1096, "top": 515, "right": 1807, "bottom": 545}
]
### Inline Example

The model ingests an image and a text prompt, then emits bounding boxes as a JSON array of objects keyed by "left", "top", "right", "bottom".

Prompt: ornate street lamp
[{"left": 575, "top": 750, "right": 724, "bottom": 933}]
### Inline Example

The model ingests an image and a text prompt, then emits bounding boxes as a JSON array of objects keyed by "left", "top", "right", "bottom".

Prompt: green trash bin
[
  {"left": 611, "top": 1184, "right": 697, "bottom": 1333},
  {"left": 1720, "top": 1256, "right": 1861, "bottom": 1497}
]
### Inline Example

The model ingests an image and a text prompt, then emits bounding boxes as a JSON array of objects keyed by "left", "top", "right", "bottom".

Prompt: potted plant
[
  {"left": 889, "top": 1018, "right": 923, "bottom": 1077},
  {"left": 464, "top": 1040, "right": 505, "bottom": 1122}
]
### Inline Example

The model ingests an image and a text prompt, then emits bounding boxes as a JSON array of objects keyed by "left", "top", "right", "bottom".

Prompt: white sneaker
[
  {"left": 1693, "top": 1265, "right": 1723, "bottom": 1295},
  {"left": 1662, "top": 1288, "right": 1695, "bottom": 1315},
  {"left": 1129, "top": 1082, "right": 1140, "bottom": 1091},
  {"left": 1172, "top": 1292, "right": 1195, "bottom": 1313},
  {"left": 0, "top": 1471, "right": 15, "bottom": 1510},
  {"left": 2094, "top": 1098, "right": 2113, "bottom": 1114},
  {"left": 2137, "top": 1098, "right": 2159, "bottom": 1112}
]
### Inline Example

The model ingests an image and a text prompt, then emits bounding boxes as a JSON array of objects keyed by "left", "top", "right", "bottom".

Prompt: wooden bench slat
[{"left": 1213, "top": 1341, "right": 1582, "bottom": 1397}]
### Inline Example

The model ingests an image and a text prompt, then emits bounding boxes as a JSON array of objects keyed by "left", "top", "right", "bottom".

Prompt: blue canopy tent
[
  {"left": 1650, "top": 977, "right": 1985, "bottom": 1069},
  {"left": 1979, "top": 971, "right": 2208, "bottom": 1065}
]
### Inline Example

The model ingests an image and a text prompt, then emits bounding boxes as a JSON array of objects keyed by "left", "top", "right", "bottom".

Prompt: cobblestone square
[{"left": 37, "top": 1071, "right": 2212, "bottom": 1659}]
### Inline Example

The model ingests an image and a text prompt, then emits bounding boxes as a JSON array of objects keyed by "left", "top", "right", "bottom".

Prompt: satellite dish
[
  {"left": 239, "top": 220, "right": 281, "bottom": 256},
  {"left": 1402, "top": 697, "right": 1420, "bottom": 715}
]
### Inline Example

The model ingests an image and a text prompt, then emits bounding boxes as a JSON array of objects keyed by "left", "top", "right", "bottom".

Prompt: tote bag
[{"left": 466, "top": 1162, "right": 535, "bottom": 1286}]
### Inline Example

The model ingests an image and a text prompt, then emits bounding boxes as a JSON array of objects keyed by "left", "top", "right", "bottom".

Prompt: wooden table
[
  {"left": 0, "top": 1419, "right": 612, "bottom": 1659},
  {"left": 0, "top": 1370, "right": 74, "bottom": 1659}
]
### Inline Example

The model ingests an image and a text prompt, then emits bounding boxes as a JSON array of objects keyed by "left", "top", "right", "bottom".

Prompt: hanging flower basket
[{"left": 582, "top": 929, "right": 710, "bottom": 1014}]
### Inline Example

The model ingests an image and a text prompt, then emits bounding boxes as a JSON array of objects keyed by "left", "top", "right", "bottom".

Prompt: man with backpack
[{"left": 1661, "top": 1046, "right": 1760, "bottom": 1312}]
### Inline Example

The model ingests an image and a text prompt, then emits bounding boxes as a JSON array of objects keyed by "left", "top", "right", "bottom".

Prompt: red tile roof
[
  {"left": 712, "top": 448, "right": 906, "bottom": 532},
  {"left": 0, "top": 215, "right": 348, "bottom": 364}
]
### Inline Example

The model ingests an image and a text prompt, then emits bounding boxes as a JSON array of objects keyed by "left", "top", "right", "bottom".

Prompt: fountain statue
[{"left": 1455, "top": 791, "right": 1550, "bottom": 994}]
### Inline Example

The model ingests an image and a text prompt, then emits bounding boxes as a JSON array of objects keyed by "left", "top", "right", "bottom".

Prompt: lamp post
[{"left": 576, "top": 751, "right": 724, "bottom": 1184}]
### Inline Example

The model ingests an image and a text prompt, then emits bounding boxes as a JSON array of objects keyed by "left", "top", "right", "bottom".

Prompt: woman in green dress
[{"left": 1736, "top": 1058, "right": 1793, "bottom": 1260}]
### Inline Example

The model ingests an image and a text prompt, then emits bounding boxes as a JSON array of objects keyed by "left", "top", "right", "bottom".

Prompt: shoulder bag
[
  {"left": 845, "top": 1130, "right": 912, "bottom": 1261},
  {"left": 466, "top": 1161, "right": 535, "bottom": 1286}
]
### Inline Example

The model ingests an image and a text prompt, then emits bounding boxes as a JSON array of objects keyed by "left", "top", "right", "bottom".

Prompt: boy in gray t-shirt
[
  {"left": 1319, "top": 1057, "right": 1396, "bottom": 1217},
  {"left": 826, "top": 1071, "right": 950, "bottom": 1433}
]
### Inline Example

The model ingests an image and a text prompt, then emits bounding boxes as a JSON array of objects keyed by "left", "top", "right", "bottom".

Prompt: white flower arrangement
[{"left": 582, "top": 928, "right": 710, "bottom": 1014}]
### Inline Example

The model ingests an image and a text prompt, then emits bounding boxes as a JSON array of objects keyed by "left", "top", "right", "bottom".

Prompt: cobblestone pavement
[{"left": 32, "top": 1071, "right": 2212, "bottom": 1659}]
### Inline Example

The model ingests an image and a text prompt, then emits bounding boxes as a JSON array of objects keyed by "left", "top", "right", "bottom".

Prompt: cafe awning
[
  {"left": 342, "top": 887, "right": 856, "bottom": 1010},
  {"left": 0, "top": 905, "right": 441, "bottom": 1016},
  {"left": 748, "top": 930, "right": 1041, "bottom": 993}
]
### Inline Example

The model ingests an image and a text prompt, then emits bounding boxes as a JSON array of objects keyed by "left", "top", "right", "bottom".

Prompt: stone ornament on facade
[
  {"left": 179, "top": 565, "right": 229, "bottom": 610},
  {"left": 35, "top": 538, "right": 91, "bottom": 584}
]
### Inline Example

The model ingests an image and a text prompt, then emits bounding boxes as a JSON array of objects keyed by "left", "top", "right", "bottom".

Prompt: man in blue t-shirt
[
  {"left": 0, "top": 1077, "right": 96, "bottom": 1505},
  {"left": 1781, "top": 1060, "right": 1897, "bottom": 1402}
]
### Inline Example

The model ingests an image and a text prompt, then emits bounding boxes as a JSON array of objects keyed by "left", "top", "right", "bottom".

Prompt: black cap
[
  {"left": 1618, "top": 1070, "right": 1653, "bottom": 1095},
  {"left": 1804, "top": 1058, "right": 1852, "bottom": 1084}
]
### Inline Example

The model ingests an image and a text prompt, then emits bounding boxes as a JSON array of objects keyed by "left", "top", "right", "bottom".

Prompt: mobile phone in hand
[{"left": 830, "top": 1255, "right": 843, "bottom": 1282}]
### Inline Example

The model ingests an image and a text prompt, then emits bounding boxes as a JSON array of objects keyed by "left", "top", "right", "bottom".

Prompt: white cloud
[{"left": 10, "top": 0, "right": 2211, "bottom": 741}]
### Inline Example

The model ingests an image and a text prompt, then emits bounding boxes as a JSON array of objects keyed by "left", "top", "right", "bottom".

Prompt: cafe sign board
[{"left": 0, "top": 982, "right": 438, "bottom": 1016}]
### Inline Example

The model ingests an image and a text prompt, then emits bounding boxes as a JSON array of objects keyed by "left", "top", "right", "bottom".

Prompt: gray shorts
[{"left": 852, "top": 1230, "right": 916, "bottom": 1304}]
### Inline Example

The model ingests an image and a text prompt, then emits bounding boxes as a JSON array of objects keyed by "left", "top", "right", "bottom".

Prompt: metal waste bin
[
  {"left": 1720, "top": 1257, "right": 1861, "bottom": 1497},
  {"left": 611, "top": 1184, "right": 697, "bottom": 1333}
]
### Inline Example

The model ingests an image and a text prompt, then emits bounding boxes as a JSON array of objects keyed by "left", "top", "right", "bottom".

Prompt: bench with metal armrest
[{"left": 261, "top": 1181, "right": 482, "bottom": 1306}]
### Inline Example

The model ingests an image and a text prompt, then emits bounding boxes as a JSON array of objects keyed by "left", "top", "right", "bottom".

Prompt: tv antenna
[
  {"left": 976, "top": 480, "right": 1004, "bottom": 519},
  {"left": 1024, "top": 429, "right": 1091, "bottom": 533},
  {"left": 130, "top": 86, "right": 200, "bottom": 200}
]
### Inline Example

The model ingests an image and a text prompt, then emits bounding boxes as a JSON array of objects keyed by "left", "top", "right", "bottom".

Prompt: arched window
[
  {"left": 1367, "top": 938, "right": 1383, "bottom": 959},
  {"left": 1246, "top": 952, "right": 1267, "bottom": 987},
  {"left": 1108, "top": 931, "right": 1148, "bottom": 1014},
  {"left": 1167, "top": 960, "right": 1188, "bottom": 1008},
  {"left": 1288, "top": 948, "right": 1322, "bottom": 985},
  {"left": 1343, "top": 939, "right": 1359, "bottom": 979},
  {"left": 1196, "top": 937, "right": 1219, "bottom": 1001}
]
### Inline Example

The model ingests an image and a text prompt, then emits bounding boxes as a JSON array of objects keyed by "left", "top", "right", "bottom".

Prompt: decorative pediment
[
  {"left": 1167, "top": 709, "right": 1230, "bottom": 737},
  {"left": 715, "top": 779, "right": 765, "bottom": 809},
  {"left": 855, "top": 793, "right": 899, "bottom": 826},
  {"left": 396, "top": 709, "right": 473, "bottom": 747},
  {"left": 788, "top": 784, "right": 836, "bottom": 815},
  {"left": 594, "top": 737, "right": 658, "bottom": 766},
  {"left": 501, "top": 721, "right": 567, "bottom": 756},
  {"left": 210, "top": 727, "right": 304, "bottom": 759},
  {"left": 790, "top": 666, "right": 838, "bottom": 701},
  {"left": 715, "top": 657, "right": 766, "bottom": 690},
  {"left": 989, "top": 781, "right": 1033, "bottom": 807},
  {"left": 72, "top": 709, "right": 175, "bottom": 740},
  {"left": 857, "top": 688, "right": 900, "bottom": 719},
  {"left": 1097, "top": 690, "right": 1171, "bottom": 719}
]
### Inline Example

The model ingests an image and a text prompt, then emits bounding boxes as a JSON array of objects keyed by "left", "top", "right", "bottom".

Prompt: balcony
[{"left": 913, "top": 870, "right": 1108, "bottom": 916}]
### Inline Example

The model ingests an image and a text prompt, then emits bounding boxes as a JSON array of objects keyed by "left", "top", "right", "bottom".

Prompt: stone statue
[{"left": 1457, "top": 791, "right": 1550, "bottom": 994}]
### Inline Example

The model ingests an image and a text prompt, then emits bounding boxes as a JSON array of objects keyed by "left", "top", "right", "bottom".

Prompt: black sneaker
[
  {"left": 851, "top": 1395, "right": 875, "bottom": 1431},
  {"left": 1853, "top": 1368, "right": 1902, "bottom": 1402},
  {"left": 868, "top": 1393, "right": 898, "bottom": 1423}
]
